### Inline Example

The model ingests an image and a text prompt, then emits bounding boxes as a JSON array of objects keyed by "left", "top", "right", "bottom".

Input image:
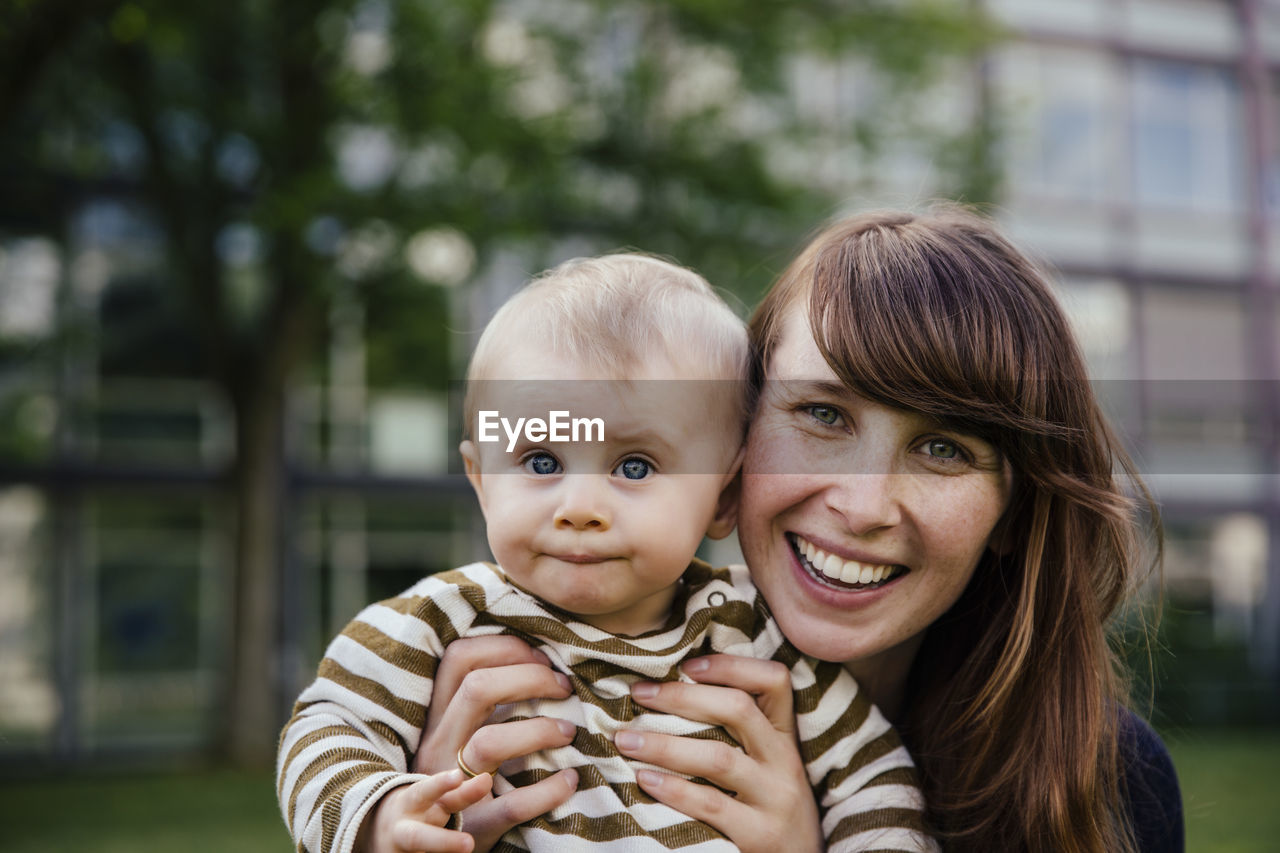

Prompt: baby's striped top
[{"left": 277, "top": 560, "right": 936, "bottom": 852}]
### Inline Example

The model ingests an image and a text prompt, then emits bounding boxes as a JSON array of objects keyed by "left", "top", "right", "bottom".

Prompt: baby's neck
[{"left": 577, "top": 581, "right": 681, "bottom": 637}]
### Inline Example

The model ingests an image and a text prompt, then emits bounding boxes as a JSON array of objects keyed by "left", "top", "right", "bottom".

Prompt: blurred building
[
  {"left": 751, "top": 0, "right": 1280, "bottom": 723},
  {"left": 985, "top": 0, "right": 1280, "bottom": 716},
  {"left": 1, "top": 0, "right": 1277, "bottom": 766}
]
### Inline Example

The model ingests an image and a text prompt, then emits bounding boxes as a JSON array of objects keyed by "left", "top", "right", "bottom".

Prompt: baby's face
[{"left": 461, "top": 345, "right": 742, "bottom": 636}]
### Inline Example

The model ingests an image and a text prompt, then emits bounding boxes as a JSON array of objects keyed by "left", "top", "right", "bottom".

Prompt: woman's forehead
[{"left": 768, "top": 305, "right": 833, "bottom": 380}]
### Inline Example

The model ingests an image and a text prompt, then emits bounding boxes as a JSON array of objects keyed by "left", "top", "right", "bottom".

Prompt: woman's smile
[{"left": 786, "top": 532, "right": 907, "bottom": 590}]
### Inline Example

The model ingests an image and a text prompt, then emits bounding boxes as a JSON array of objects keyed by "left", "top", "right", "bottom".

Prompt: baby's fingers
[
  {"left": 435, "top": 772, "right": 493, "bottom": 814},
  {"left": 460, "top": 768, "right": 578, "bottom": 852},
  {"left": 391, "top": 817, "right": 475, "bottom": 853},
  {"left": 400, "top": 769, "right": 470, "bottom": 816}
]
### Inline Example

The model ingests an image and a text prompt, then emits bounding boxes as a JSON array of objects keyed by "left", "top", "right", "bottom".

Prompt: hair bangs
[{"left": 804, "top": 214, "right": 1077, "bottom": 448}]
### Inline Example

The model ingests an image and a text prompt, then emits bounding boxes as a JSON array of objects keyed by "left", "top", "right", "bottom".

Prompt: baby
[{"left": 277, "top": 254, "right": 935, "bottom": 852}]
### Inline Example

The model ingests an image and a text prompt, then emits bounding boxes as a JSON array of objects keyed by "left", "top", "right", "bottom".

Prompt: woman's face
[{"left": 738, "top": 305, "right": 1013, "bottom": 673}]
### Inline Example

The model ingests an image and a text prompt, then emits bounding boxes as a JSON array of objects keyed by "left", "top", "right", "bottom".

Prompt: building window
[
  {"left": 1133, "top": 58, "right": 1246, "bottom": 213},
  {"left": 997, "top": 45, "right": 1120, "bottom": 204}
]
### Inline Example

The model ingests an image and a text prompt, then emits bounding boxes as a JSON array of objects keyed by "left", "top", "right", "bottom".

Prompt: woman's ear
[
  {"left": 705, "top": 448, "right": 745, "bottom": 540},
  {"left": 459, "top": 440, "right": 487, "bottom": 514}
]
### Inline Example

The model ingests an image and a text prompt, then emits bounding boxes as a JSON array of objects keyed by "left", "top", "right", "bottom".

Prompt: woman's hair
[
  {"left": 464, "top": 252, "right": 748, "bottom": 434},
  {"left": 749, "top": 206, "right": 1160, "bottom": 853}
]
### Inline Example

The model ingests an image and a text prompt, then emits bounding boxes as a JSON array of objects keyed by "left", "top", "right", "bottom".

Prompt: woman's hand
[
  {"left": 615, "top": 654, "right": 823, "bottom": 853},
  {"left": 412, "top": 636, "right": 579, "bottom": 852}
]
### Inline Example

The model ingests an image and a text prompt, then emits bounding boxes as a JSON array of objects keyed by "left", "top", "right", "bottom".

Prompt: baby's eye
[
  {"left": 616, "top": 458, "right": 652, "bottom": 480},
  {"left": 807, "top": 405, "right": 840, "bottom": 425},
  {"left": 524, "top": 453, "right": 561, "bottom": 475},
  {"left": 926, "top": 439, "right": 959, "bottom": 459}
]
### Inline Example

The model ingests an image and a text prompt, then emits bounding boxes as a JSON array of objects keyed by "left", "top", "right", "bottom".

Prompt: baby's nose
[{"left": 554, "top": 478, "right": 611, "bottom": 530}]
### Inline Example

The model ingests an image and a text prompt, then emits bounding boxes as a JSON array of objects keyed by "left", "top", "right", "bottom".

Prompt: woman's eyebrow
[{"left": 777, "top": 379, "right": 849, "bottom": 398}]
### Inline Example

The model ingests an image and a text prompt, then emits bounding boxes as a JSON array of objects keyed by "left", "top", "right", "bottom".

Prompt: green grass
[
  {"left": 0, "top": 766, "right": 286, "bottom": 853},
  {"left": 1169, "top": 730, "right": 1280, "bottom": 853},
  {"left": 1, "top": 730, "right": 1277, "bottom": 851}
]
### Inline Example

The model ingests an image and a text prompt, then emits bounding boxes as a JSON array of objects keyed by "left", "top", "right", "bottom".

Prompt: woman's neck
[{"left": 842, "top": 633, "right": 925, "bottom": 723}]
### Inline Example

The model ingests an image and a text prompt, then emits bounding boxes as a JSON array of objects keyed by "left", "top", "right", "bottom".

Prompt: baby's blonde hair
[{"left": 464, "top": 252, "right": 747, "bottom": 435}]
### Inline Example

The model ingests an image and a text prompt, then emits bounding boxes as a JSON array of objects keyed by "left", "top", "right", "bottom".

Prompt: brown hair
[{"left": 749, "top": 207, "right": 1160, "bottom": 852}]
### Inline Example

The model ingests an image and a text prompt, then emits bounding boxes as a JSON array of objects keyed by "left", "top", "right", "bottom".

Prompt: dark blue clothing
[{"left": 1119, "top": 708, "right": 1184, "bottom": 852}]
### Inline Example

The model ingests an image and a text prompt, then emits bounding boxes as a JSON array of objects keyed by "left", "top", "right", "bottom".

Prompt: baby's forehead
[
  {"left": 483, "top": 336, "right": 737, "bottom": 381},
  {"left": 476, "top": 346, "right": 741, "bottom": 428},
  {"left": 476, "top": 370, "right": 740, "bottom": 413}
]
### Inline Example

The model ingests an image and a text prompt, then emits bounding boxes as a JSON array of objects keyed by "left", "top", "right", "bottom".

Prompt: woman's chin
[{"left": 777, "top": 611, "right": 886, "bottom": 664}]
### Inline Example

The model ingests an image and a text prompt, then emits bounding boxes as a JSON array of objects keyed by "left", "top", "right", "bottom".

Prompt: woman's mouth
[{"left": 787, "top": 533, "right": 906, "bottom": 591}]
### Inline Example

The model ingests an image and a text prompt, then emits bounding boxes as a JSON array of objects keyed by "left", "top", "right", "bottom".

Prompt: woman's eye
[
  {"left": 807, "top": 405, "right": 840, "bottom": 425},
  {"left": 617, "top": 458, "right": 651, "bottom": 480},
  {"left": 524, "top": 453, "right": 561, "bottom": 475},
  {"left": 925, "top": 439, "right": 960, "bottom": 460}
]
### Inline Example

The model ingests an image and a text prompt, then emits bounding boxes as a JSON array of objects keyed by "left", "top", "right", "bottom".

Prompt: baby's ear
[
  {"left": 458, "top": 440, "right": 487, "bottom": 512},
  {"left": 705, "top": 447, "right": 744, "bottom": 540}
]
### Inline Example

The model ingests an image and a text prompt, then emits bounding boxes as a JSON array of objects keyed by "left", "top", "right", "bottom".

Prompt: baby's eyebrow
[{"left": 605, "top": 427, "right": 677, "bottom": 457}]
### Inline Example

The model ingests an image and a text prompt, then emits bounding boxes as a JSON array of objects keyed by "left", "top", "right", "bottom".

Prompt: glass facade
[
  {"left": 977, "top": 0, "right": 1280, "bottom": 725},
  {"left": 1133, "top": 59, "right": 1246, "bottom": 214}
]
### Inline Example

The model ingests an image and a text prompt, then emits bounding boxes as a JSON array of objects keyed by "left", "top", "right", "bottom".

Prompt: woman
[{"left": 413, "top": 207, "right": 1182, "bottom": 852}]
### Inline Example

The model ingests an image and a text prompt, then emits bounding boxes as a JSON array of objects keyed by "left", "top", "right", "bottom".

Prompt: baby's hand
[{"left": 357, "top": 768, "right": 493, "bottom": 853}]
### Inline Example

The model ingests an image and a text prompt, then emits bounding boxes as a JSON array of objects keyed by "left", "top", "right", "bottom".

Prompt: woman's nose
[
  {"left": 824, "top": 472, "right": 903, "bottom": 535},
  {"left": 554, "top": 477, "right": 611, "bottom": 530}
]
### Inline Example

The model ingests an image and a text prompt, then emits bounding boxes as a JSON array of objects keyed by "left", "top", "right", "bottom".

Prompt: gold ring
[{"left": 456, "top": 747, "right": 481, "bottom": 779}]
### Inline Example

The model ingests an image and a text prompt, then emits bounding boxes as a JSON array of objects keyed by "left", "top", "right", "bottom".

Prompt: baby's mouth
[
  {"left": 551, "top": 553, "right": 617, "bottom": 564},
  {"left": 788, "top": 533, "right": 906, "bottom": 590}
]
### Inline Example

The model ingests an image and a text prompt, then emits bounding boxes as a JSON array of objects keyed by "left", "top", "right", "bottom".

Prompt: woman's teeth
[{"left": 791, "top": 534, "right": 902, "bottom": 588}]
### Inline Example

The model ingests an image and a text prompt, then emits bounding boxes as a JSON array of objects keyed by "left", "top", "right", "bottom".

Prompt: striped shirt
[{"left": 277, "top": 560, "right": 936, "bottom": 852}]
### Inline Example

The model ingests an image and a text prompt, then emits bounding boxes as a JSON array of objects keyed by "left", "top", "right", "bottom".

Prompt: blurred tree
[{"left": 0, "top": 0, "right": 996, "bottom": 765}]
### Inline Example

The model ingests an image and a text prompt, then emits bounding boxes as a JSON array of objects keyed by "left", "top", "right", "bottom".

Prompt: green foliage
[
  {"left": 0, "top": 0, "right": 1000, "bottom": 761},
  {"left": 363, "top": 272, "right": 452, "bottom": 388},
  {"left": 0, "top": 388, "right": 55, "bottom": 461},
  {"left": 1, "top": 0, "right": 998, "bottom": 391}
]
